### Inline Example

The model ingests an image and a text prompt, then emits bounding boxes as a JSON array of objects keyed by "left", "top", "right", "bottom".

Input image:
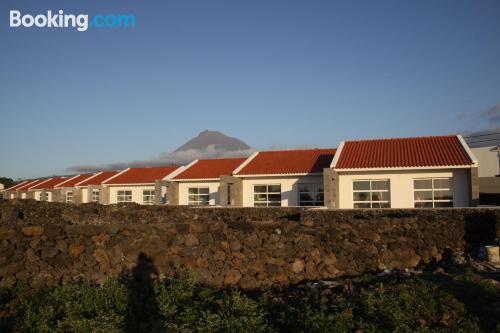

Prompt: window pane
[
  {"left": 268, "top": 202, "right": 281, "bottom": 207},
  {"left": 435, "top": 201, "right": 453, "bottom": 207},
  {"left": 415, "top": 202, "right": 433, "bottom": 208},
  {"left": 254, "top": 185, "right": 267, "bottom": 193},
  {"left": 434, "top": 190, "right": 452, "bottom": 200},
  {"left": 268, "top": 194, "right": 281, "bottom": 202},
  {"left": 353, "top": 192, "right": 370, "bottom": 202},
  {"left": 188, "top": 195, "right": 198, "bottom": 201},
  {"left": 188, "top": 188, "right": 198, "bottom": 194},
  {"left": 414, "top": 190, "right": 432, "bottom": 201},
  {"left": 315, "top": 193, "right": 324, "bottom": 201},
  {"left": 371, "top": 191, "right": 389, "bottom": 201},
  {"left": 299, "top": 184, "right": 313, "bottom": 192},
  {"left": 300, "top": 201, "right": 314, "bottom": 206},
  {"left": 198, "top": 187, "right": 209, "bottom": 194},
  {"left": 268, "top": 185, "right": 281, "bottom": 193},
  {"left": 353, "top": 181, "right": 370, "bottom": 191},
  {"left": 372, "top": 202, "right": 390, "bottom": 208},
  {"left": 254, "top": 203, "right": 267, "bottom": 207},
  {"left": 371, "top": 180, "right": 389, "bottom": 190},
  {"left": 254, "top": 194, "right": 267, "bottom": 202},
  {"left": 316, "top": 185, "right": 324, "bottom": 192},
  {"left": 300, "top": 193, "right": 314, "bottom": 201},
  {"left": 414, "top": 179, "right": 432, "bottom": 189},
  {"left": 434, "top": 178, "right": 451, "bottom": 189},
  {"left": 354, "top": 202, "right": 370, "bottom": 208}
]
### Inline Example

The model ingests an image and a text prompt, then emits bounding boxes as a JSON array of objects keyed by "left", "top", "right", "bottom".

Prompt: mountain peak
[{"left": 175, "top": 130, "right": 251, "bottom": 152}]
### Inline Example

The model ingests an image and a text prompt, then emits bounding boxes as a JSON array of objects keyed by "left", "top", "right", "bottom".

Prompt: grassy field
[{"left": 0, "top": 270, "right": 499, "bottom": 333}]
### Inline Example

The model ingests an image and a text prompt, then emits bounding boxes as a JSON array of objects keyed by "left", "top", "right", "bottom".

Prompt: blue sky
[{"left": 1, "top": 0, "right": 499, "bottom": 179}]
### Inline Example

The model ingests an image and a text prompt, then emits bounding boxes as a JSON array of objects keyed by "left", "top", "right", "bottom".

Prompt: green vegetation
[
  {"left": 0, "top": 271, "right": 498, "bottom": 333},
  {"left": 0, "top": 177, "right": 16, "bottom": 189}
]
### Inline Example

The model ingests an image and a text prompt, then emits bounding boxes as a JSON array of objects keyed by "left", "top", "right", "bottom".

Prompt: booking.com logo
[{"left": 9, "top": 10, "right": 136, "bottom": 32}]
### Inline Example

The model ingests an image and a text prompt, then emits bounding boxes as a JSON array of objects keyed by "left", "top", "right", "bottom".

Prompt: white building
[
  {"left": 169, "top": 158, "right": 248, "bottom": 206},
  {"left": 231, "top": 149, "right": 337, "bottom": 207},
  {"left": 328, "top": 135, "right": 478, "bottom": 208},
  {"left": 102, "top": 166, "right": 183, "bottom": 205}
]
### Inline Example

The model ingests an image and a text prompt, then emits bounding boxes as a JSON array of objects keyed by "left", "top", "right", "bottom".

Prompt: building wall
[
  {"left": 240, "top": 175, "right": 324, "bottom": 207},
  {"left": 107, "top": 185, "right": 155, "bottom": 205},
  {"left": 177, "top": 181, "right": 220, "bottom": 206},
  {"left": 471, "top": 146, "right": 499, "bottom": 177},
  {"left": 337, "top": 168, "right": 470, "bottom": 208}
]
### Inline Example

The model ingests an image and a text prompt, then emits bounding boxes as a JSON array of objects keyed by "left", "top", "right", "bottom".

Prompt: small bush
[{"left": 0, "top": 272, "right": 498, "bottom": 333}]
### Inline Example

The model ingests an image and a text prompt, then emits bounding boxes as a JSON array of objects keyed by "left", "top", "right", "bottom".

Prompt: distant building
[{"left": 471, "top": 146, "right": 500, "bottom": 205}]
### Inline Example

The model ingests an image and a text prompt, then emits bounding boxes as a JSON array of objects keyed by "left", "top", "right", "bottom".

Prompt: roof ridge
[
  {"left": 345, "top": 135, "right": 457, "bottom": 143},
  {"left": 259, "top": 148, "right": 337, "bottom": 153}
]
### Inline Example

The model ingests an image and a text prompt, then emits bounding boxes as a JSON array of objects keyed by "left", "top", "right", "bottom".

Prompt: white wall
[
  {"left": 80, "top": 188, "right": 89, "bottom": 203},
  {"left": 337, "top": 168, "right": 470, "bottom": 208},
  {"left": 107, "top": 185, "right": 155, "bottom": 205},
  {"left": 241, "top": 175, "right": 323, "bottom": 207},
  {"left": 178, "top": 181, "right": 220, "bottom": 206},
  {"left": 471, "top": 146, "right": 499, "bottom": 177}
]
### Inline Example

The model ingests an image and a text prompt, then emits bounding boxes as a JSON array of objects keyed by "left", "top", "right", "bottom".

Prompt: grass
[{"left": 0, "top": 270, "right": 498, "bottom": 333}]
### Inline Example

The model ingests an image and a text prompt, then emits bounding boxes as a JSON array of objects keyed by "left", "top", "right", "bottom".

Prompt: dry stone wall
[{"left": 0, "top": 200, "right": 499, "bottom": 289}]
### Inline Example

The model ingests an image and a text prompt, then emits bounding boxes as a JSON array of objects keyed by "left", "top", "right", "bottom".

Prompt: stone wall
[{"left": 0, "top": 199, "right": 499, "bottom": 289}]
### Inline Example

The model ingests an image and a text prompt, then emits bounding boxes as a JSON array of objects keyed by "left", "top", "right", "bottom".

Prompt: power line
[
  {"left": 463, "top": 132, "right": 500, "bottom": 139},
  {"left": 467, "top": 138, "right": 500, "bottom": 144}
]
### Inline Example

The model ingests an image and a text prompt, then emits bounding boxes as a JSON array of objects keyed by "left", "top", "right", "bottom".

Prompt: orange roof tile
[
  {"left": 173, "top": 158, "right": 247, "bottom": 180},
  {"left": 76, "top": 171, "right": 119, "bottom": 186},
  {"left": 104, "top": 166, "right": 180, "bottom": 184},
  {"left": 30, "top": 177, "right": 69, "bottom": 190},
  {"left": 55, "top": 174, "right": 96, "bottom": 188},
  {"left": 16, "top": 179, "right": 44, "bottom": 191},
  {"left": 6, "top": 181, "right": 29, "bottom": 191},
  {"left": 235, "top": 149, "right": 337, "bottom": 175},
  {"left": 334, "top": 135, "right": 473, "bottom": 169}
]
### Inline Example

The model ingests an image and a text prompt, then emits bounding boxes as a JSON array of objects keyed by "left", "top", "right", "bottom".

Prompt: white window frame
[
  {"left": 117, "top": 190, "right": 132, "bottom": 203},
  {"left": 188, "top": 187, "right": 210, "bottom": 206},
  {"left": 92, "top": 189, "right": 100, "bottom": 202},
  {"left": 66, "top": 191, "right": 73, "bottom": 203},
  {"left": 253, "top": 184, "right": 281, "bottom": 207},
  {"left": 413, "top": 177, "right": 453, "bottom": 208},
  {"left": 38, "top": 192, "right": 43, "bottom": 201},
  {"left": 298, "top": 183, "right": 324, "bottom": 206},
  {"left": 352, "top": 179, "right": 390, "bottom": 208},
  {"left": 142, "top": 189, "right": 155, "bottom": 205}
]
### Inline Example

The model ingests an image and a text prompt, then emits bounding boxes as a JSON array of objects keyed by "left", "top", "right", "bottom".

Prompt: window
[
  {"left": 92, "top": 190, "right": 100, "bottom": 202},
  {"left": 66, "top": 191, "right": 73, "bottom": 203},
  {"left": 227, "top": 184, "right": 233, "bottom": 205},
  {"left": 45, "top": 192, "right": 49, "bottom": 201},
  {"left": 253, "top": 184, "right": 281, "bottom": 207},
  {"left": 0, "top": 193, "right": 3, "bottom": 199},
  {"left": 414, "top": 178, "right": 453, "bottom": 208},
  {"left": 38, "top": 192, "right": 43, "bottom": 201},
  {"left": 353, "top": 180, "right": 390, "bottom": 208},
  {"left": 117, "top": 190, "right": 132, "bottom": 203},
  {"left": 188, "top": 187, "right": 209, "bottom": 205},
  {"left": 143, "top": 190, "right": 155, "bottom": 205},
  {"left": 299, "top": 184, "right": 324, "bottom": 206}
]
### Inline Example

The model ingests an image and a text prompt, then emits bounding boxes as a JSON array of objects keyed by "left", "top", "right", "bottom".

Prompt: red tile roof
[
  {"left": 16, "top": 179, "right": 44, "bottom": 191},
  {"left": 76, "top": 171, "right": 119, "bottom": 186},
  {"left": 30, "top": 177, "right": 69, "bottom": 190},
  {"left": 235, "top": 149, "right": 337, "bottom": 175},
  {"left": 104, "top": 166, "right": 181, "bottom": 184},
  {"left": 6, "top": 181, "right": 29, "bottom": 191},
  {"left": 55, "top": 174, "right": 95, "bottom": 188},
  {"left": 334, "top": 135, "right": 473, "bottom": 169},
  {"left": 173, "top": 158, "right": 247, "bottom": 180}
]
